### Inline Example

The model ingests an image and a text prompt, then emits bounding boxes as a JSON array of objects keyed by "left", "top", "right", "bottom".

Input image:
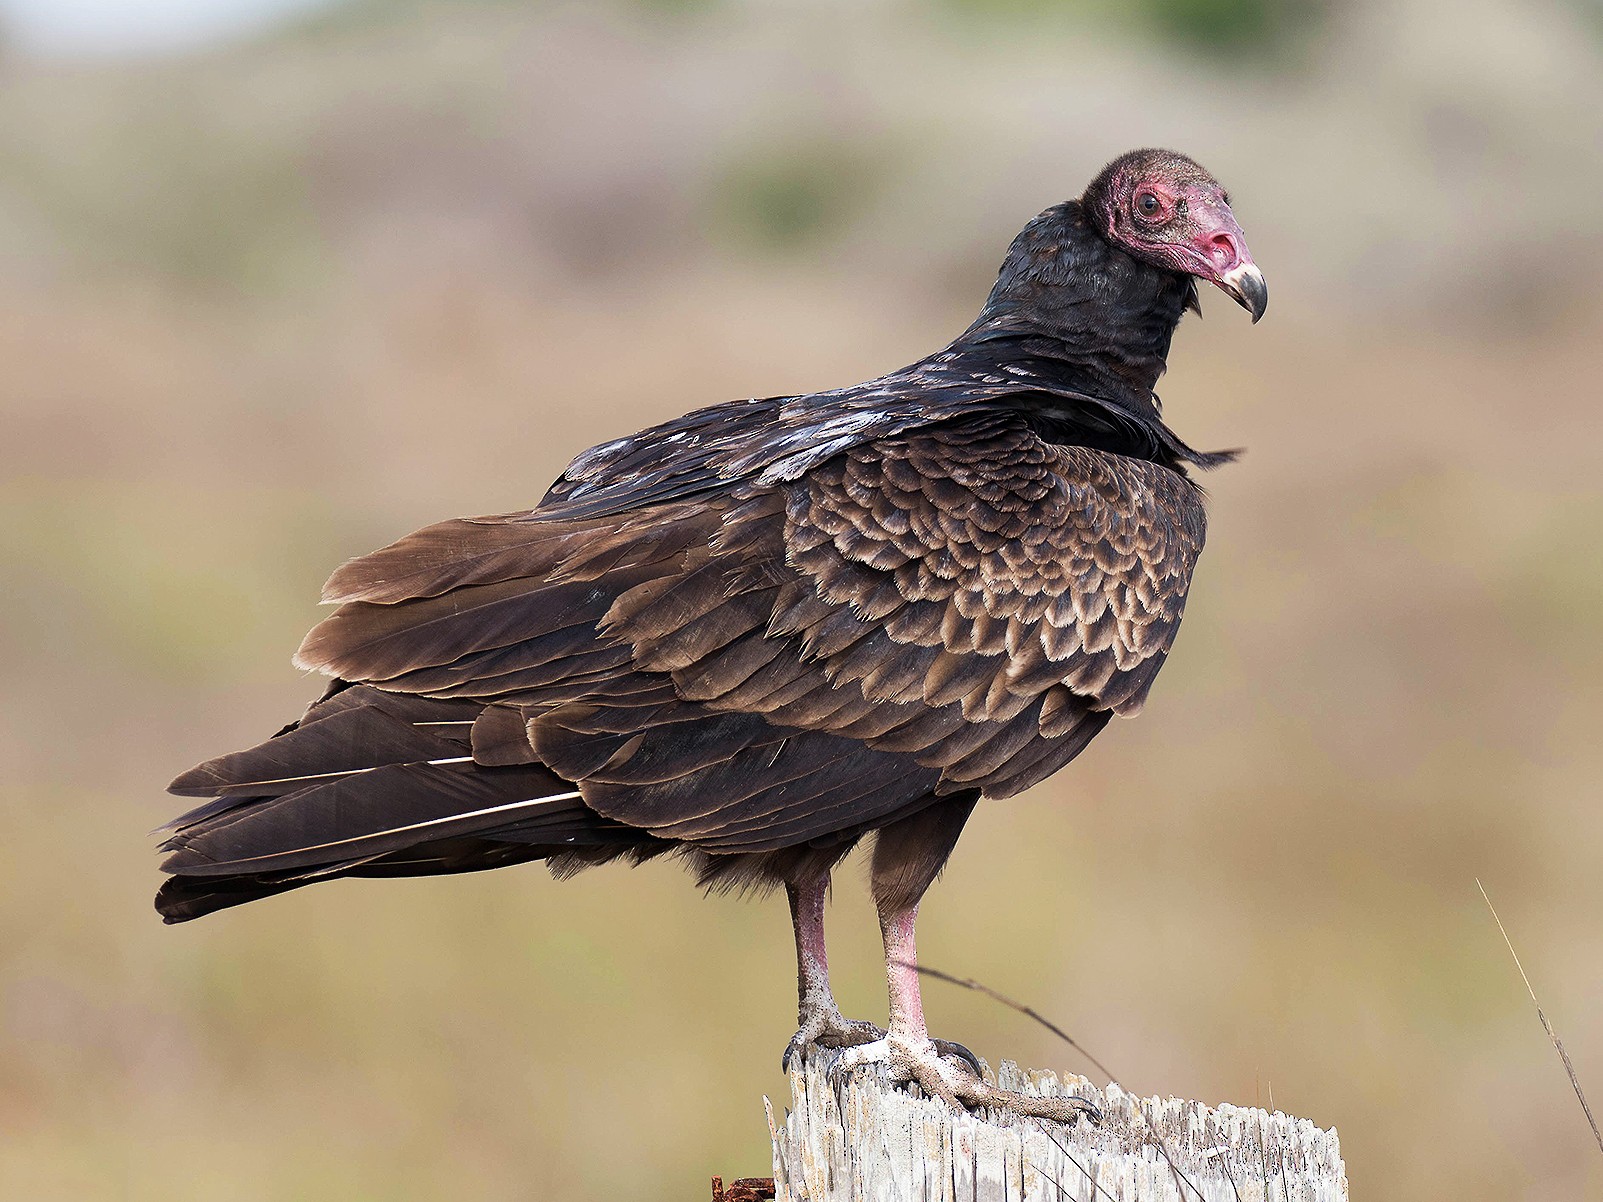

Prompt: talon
[
  {"left": 1022, "top": 1093, "right": 1102, "bottom": 1126},
  {"left": 931, "top": 1038, "right": 984, "bottom": 1078},
  {"left": 783, "top": 1008, "right": 885, "bottom": 1073}
]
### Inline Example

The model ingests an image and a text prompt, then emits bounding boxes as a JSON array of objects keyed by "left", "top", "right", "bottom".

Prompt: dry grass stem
[{"left": 1477, "top": 878, "right": 1603, "bottom": 1159}]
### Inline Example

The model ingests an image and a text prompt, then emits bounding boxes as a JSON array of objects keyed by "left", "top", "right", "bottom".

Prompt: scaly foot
[
  {"left": 783, "top": 1010, "right": 985, "bottom": 1077},
  {"left": 782, "top": 1005, "right": 884, "bottom": 1072},
  {"left": 832, "top": 1033, "right": 1100, "bottom": 1124}
]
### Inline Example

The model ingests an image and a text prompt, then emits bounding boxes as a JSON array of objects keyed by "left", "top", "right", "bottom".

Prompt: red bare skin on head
[
  {"left": 1084, "top": 148, "right": 1267, "bottom": 320},
  {"left": 1105, "top": 174, "right": 1255, "bottom": 281}
]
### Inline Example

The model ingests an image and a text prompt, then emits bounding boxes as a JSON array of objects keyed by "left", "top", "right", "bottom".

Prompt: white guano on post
[{"left": 766, "top": 1048, "right": 1348, "bottom": 1202}]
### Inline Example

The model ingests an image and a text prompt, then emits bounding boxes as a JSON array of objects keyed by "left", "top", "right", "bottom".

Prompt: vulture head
[{"left": 1083, "top": 147, "right": 1268, "bottom": 323}]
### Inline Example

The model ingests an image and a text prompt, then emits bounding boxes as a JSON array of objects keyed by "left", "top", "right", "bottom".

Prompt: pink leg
[
  {"left": 789, "top": 876, "right": 833, "bottom": 1024},
  {"left": 831, "top": 896, "right": 1098, "bottom": 1124},
  {"left": 881, "top": 902, "right": 928, "bottom": 1042},
  {"left": 878, "top": 902, "right": 980, "bottom": 1076},
  {"left": 782, "top": 876, "right": 883, "bottom": 1070}
]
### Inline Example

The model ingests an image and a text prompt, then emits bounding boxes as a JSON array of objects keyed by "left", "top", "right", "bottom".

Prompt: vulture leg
[
  {"left": 781, "top": 874, "right": 883, "bottom": 1071},
  {"left": 834, "top": 795, "right": 1099, "bottom": 1124}
]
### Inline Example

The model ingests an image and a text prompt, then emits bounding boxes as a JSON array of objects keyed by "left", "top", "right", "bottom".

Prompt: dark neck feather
[{"left": 952, "top": 200, "right": 1195, "bottom": 410}]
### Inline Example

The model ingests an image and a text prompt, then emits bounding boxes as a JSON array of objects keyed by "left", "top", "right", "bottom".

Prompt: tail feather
[
  {"left": 167, "top": 704, "right": 471, "bottom": 799},
  {"left": 154, "top": 837, "right": 566, "bottom": 924},
  {"left": 160, "top": 761, "right": 582, "bottom": 875},
  {"left": 156, "top": 686, "right": 652, "bottom": 923},
  {"left": 156, "top": 874, "right": 322, "bottom": 923}
]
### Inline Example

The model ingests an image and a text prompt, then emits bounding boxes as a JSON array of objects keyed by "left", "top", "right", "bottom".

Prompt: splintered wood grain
[{"left": 768, "top": 1049, "right": 1347, "bottom": 1202}]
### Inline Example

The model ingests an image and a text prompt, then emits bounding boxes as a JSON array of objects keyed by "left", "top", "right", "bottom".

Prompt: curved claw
[
  {"left": 781, "top": 1036, "right": 812, "bottom": 1074},
  {"left": 783, "top": 1013, "right": 886, "bottom": 1073},
  {"left": 978, "top": 1085, "right": 1101, "bottom": 1127},
  {"left": 1018, "top": 1091, "right": 1103, "bottom": 1126},
  {"left": 1068, "top": 1095, "right": 1103, "bottom": 1125},
  {"left": 931, "top": 1038, "right": 984, "bottom": 1078}
]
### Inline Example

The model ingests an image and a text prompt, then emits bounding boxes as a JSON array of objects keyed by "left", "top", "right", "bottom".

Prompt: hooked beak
[
  {"left": 1184, "top": 194, "right": 1268, "bottom": 323},
  {"left": 1217, "top": 262, "right": 1268, "bottom": 323}
]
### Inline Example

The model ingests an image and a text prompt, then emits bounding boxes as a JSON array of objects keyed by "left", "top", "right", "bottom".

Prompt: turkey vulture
[{"left": 159, "top": 148, "right": 1265, "bottom": 1120}]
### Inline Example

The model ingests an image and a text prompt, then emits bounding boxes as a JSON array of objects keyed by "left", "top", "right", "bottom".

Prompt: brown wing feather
[
  {"left": 286, "top": 410, "right": 1204, "bottom": 845},
  {"left": 786, "top": 413, "right": 1203, "bottom": 721}
]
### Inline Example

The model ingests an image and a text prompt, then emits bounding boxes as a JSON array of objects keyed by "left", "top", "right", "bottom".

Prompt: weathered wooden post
[{"left": 765, "top": 1048, "right": 1347, "bottom": 1202}]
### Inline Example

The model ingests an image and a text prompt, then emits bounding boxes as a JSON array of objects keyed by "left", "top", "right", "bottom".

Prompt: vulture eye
[{"left": 1135, "top": 191, "right": 1163, "bottom": 220}]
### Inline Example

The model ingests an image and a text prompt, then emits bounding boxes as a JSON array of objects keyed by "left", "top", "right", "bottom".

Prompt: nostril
[{"left": 1207, "top": 234, "right": 1239, "bottom": 271}]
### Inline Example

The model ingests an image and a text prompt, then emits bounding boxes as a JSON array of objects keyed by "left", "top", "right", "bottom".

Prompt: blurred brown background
[{"left": 1, "top": 0, "right": 1601, "bottom": 1197}]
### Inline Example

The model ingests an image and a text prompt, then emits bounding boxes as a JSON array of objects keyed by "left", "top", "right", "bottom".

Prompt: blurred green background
[{"left": 2, "top": 0, "right": 1601, "bottom": 1197}]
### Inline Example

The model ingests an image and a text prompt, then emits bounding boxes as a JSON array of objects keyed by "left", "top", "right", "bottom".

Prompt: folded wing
[{"left": 288, "top": 409, "right": 1204, "bottom": 847}]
